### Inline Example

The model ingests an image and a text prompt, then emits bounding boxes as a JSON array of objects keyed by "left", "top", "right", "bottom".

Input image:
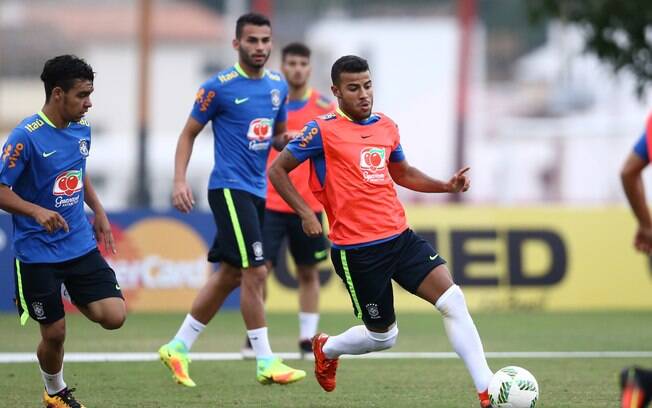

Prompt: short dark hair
[
  {"left": 40, "top": 55, "right": 94, "bottom": 101},
  {"left": 282, "top": 42, "right": 311, "bottom": 61},
  {"left": 331, "top": 55, "right": 369, "bottom": 84},
  {"left": 235, "top": 12, "right": 271, "bottom": 39}
]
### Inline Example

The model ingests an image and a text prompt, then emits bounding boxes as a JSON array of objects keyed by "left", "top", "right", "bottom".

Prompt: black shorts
[
  {"left": 14, "top": 248, "right": 123, "bottom": 325},
  {"left": 263, "top": 210, "right": 329, "bottom": 267},
  {"left": 207, "top": 188, "right": 266, "bottom": 268},
  {"left": 331, "top": 229, "right": 446, "bottom": 330}
]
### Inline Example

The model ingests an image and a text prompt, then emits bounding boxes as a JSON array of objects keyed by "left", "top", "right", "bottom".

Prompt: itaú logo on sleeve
[
  {"left": 53, "top": 169, "right": 83, "bottom": 207},
  {"left": 247, "top": 118, "right": 273, "bottom": 151},
  {"left": 359, "top": 147, "right": 387, "bottom": 183}
]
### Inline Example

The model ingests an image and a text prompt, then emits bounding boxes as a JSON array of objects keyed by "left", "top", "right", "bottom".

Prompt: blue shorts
[
  {"left": 331, "top": 229, "right": 446, "bottom": 330},
  {"left": 14, "top": 248, "right": 123, "bottom": 324},
  {"left": 207, "top": 188, "right": 266, "bottom": 268},
  {"left": 263, "top": 209, "right": 329, "bottom": 267}
]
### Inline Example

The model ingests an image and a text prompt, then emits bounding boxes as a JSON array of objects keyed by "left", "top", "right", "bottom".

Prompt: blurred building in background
[{"left": 2, "top": 0, "right": 650, "bottom": 209}]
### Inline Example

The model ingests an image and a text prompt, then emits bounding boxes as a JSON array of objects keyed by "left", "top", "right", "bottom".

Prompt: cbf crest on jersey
[
  {"left": 79, "top": 139, "right": 89, "bottom": 157},
  {"left": 270, "top": 89, "right": 281, "bottom": 110}
]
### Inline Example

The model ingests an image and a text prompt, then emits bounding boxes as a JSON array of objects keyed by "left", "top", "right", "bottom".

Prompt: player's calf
[{"left": 366, "top": 324, "right": 398, "bottom": 351}]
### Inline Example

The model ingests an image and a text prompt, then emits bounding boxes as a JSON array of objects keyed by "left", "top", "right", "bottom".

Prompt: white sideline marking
[{"left": 1, "top": 351, "right": 652, "bottom": 363}]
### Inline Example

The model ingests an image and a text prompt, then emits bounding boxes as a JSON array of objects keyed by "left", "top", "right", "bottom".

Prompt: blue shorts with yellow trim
[
  {"left": 207, "top": 188, "right": 266, "bottom": 269},
  {"left": 330, "top": 229, "right": 446, "bottom": 330},
  {"left": 14, "top": 248, "right": 122, "bottom": 325}
]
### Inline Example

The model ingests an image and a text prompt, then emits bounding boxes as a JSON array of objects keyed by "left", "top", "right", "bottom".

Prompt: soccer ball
[{"left": 488, "top": 366, "right": 539, "bottom": 408}]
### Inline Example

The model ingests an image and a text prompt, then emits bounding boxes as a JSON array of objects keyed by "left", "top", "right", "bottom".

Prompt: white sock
[
  {"left": 247, "top": 327, "right": 273, "bottom": 359},
  {"left": 436, "top": 285, "right": 493, "bottom": 392},
  {"left": 322, "top": 324, "right": 398, "bottom": 359},
  {"left": 40, "top": 366, "right": 66, "bottom": 395},
  {"left": 298, "top": 312, "right": 319, "bottom": 340},
  {"left": 173, "top": 314, "right": 206, "bottom": 350}
]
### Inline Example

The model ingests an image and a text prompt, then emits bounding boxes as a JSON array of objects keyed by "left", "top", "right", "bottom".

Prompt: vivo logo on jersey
[
  {"left": 53, "top": 169, "right": 83, "bottom": 197},
  {"left": 360, "top": 147, "right": 387, "bottom": 183},
  {"left": 247, "top": 118, "right": 273, "bottom": 151}
]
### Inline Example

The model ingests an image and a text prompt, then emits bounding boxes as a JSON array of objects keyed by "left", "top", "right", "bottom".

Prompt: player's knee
[
  {"left": 435, "top": 284, "right": 467, "bottom": 317},
  {"left": 366, "top": 324, "right": 399, "bottom": 351},
  {"left": 42, "top": 322, "right": 66, "bottom": 345},
  {"left": 101, "top": 313, "right": 126, "bottom": 330},
  {"left": 242, "top": 265, "right": 267, "bottom": 286},
  {"left": 296, "top": 266, "right": 318, "bottom": 284},
  {"left": 216, "top": 267, "right": 241, "bottom": 289}
]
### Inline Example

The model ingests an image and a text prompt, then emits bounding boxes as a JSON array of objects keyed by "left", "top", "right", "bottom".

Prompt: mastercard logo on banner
[{"left": 64, "top": 217, "right": 212, "bottom": 312}]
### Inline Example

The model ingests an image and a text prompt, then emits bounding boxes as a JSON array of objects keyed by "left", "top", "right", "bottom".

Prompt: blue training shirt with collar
[
  {"left": 191, "top": 63, "right": 289, "bottom": 198},
  {"left": 0, "top": 112, "right": 96, "bottom": 263}
]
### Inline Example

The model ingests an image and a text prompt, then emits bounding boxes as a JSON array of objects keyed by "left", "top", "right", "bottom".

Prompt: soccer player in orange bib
[{"left": 269, "top": 55, "right": 495, "bottom": 407}]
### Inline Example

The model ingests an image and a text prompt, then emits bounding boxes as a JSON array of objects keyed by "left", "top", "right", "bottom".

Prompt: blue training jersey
[
  {"left": 191, "top": 63, "right": 289, "bottom": 198},
  {"left": 0, "top": 112, "right": 96, "bottom": 263}
]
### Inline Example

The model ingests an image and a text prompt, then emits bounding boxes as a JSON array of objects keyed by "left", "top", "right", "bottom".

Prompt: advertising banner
[{"left": 1, "top": 207, "right": 650, "bottom": 313}]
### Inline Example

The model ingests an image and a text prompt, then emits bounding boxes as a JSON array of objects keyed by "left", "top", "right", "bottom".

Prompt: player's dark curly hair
[
  {"left": 236, "top": 12, "right": 271, "bottom": 39},
  {"left": 331, "top": 55, "right": 369, "bottom": 85},
  {"left": 282, "top": 42, "right": 311, "bottom": 61},
  {"left": 40, "top": 55, "right": 94, "bottom": 102}
]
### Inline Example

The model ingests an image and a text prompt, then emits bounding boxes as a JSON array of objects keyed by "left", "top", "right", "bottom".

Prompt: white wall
[{"left": 306, "top": 17, "right": 479, "bottom": 202}]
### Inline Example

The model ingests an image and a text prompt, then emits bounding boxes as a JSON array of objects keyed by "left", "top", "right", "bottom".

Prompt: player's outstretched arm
[
  {"left": 268, "top": 150, "right": 322, "bottom": 236},
  {"left": 0, "top": 184, "right": 68, "bottom": 233},
  {"left": 621, "top": 152, "right": 652, "bottom": 253},
  {"left": 83, "top": 175, "right": 116, "bottom": 254},
  {"left": 172, "top": 117, "right": 204, "bottom": 213},
  {"left": 389, "top": 159, "right": 470, "bottom": 194}
]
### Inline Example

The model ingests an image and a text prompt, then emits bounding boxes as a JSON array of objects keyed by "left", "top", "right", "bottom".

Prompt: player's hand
[
  {"left": 301, "top": 213, "right": 323, "bottom": 237},
  {"left": 447, "top": 166, "right": 471, "bottom": 193},
  {"left": 634, "top": 226, "right": 652, "bottom": 254},
  {"left": 172, "top": 180, "right": 195, "bottom": 213},
  {"left": 93, "top": 212, "right": 116, "bottom": 255},
  {"left": 32, "top": 207, "right": 69, "bottom": 234}
]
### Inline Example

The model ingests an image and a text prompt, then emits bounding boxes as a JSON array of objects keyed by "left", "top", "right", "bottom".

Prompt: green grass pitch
[{"left": 1, "top": 310, "right": 651, "bottom": 407}]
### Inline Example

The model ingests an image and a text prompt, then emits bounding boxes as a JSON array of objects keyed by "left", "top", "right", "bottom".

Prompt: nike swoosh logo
[
  {"left": 234, "top": 97, "right": 249, "bottom": 104},
  {"left": 361, "top": 135, "right": 372, "bottom": 139},
  {"left": 42, "top": 151, "right": 56, "bottom": 158},
  {"left": 314, "top": 250, "right": 328, "bottom": 259},
  {"left": 429, "top": 255, "right": 439, "bottom": 261},
  {"left": 115, "top": 284, "right": 121, "bottom": 290}
]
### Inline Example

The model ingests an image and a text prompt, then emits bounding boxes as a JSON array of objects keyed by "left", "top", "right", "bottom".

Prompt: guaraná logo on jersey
[
  {"left": 247, "top": 118, "right": 273, "bottom": 151},
  {"left": 359, "top": 147, "right": 387, "bottom": 183},
  {"left": 53, "top": 169, "right": 83, "bottom": 197}
]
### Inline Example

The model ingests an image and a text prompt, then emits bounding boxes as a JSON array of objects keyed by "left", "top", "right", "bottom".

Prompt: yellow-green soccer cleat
[
  {"left": 158, "top": 339, "right": 196, "bottom": 387},
  {"left": 42, "top": 387, "right": 86, "bottom": 408},
  {"left": 256, "top": 357, "right": 306, "bottom": 385}
]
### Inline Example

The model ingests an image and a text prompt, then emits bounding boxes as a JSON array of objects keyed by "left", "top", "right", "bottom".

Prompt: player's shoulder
[
  {"left": 71, "top": 118, "right": 91, "bottom": 129},
  {"left": 316, "top": 112, "right": 337, "bottom": 122},
  {"left": 204, "top": 65, "right": 241, "bottom": 89},
  {"left": 14, "top": 113, "right": 46, "bottom": 140},
  {"left": 374, "top": 112, "right": 398, "bottom": 126},
  {"left": 264, "top": 69, "right": 285, "bottom": 84}
]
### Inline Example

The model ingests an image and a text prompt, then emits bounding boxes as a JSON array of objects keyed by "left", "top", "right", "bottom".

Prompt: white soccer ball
[{"left": 488, "top": 366, "right": 539, "bottom": 408}]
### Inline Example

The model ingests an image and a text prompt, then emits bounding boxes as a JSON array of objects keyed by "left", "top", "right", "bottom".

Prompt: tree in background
[{"left": 528, "top": 0, "right": 652, "bottom": 96}]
